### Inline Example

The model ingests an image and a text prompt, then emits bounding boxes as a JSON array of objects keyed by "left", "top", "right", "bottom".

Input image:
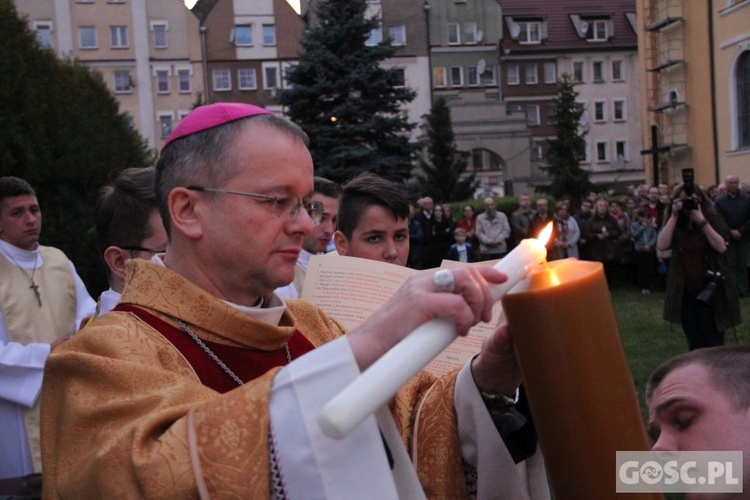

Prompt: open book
[{"left": 301, "top": 254, "right": 504, "bottom": 377}]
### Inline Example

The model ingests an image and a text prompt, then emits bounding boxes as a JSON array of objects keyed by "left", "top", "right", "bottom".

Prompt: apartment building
[
  {"left": 16, "top": 0, "right": 202, "bottom": 149},
  {"left": 15, "top": 0, "right": 303, "bottom": 149},
  {"left": 426, "top": 0, "right": 530, "bottom": 197},
  {"left": 499, "top": 0, "right": 644, "bottom": 192},
  {"left": 637, "top": 0, "right": 750, "bottom": 187}
]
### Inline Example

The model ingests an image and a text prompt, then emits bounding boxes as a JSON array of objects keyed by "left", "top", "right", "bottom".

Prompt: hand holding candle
[{"left": 319, "top": 224, "right": 553, "bottom": 438}]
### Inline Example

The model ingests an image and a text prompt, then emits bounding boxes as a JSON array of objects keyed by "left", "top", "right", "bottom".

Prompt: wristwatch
[{"left": 479, "top": 390, "right": 516, "bottom": 415}]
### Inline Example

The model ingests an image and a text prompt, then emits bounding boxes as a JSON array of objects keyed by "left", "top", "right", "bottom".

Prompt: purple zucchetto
[{"left": 162, "top": 102, "right": 273, "bottom": 150}]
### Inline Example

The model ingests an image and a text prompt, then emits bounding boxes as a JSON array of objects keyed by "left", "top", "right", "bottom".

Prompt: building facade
[
  {"left": 499, "top": 0, "right": 644, "bottom": 194},
  {"left": 637, "top": 0, "right": 750, "bottom": 188}
]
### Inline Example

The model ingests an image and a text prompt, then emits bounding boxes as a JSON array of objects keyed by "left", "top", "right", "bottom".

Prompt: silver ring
[{"left": 433, "top": 269, "right": 455, "bottom": 293}]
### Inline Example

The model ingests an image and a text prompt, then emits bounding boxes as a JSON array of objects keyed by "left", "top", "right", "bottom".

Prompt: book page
[
  {"left": 301, "top": 254, "right": 415, "bottom": 331},
  {"left": 301, "top": 254, "right": 504, "bottom": 378}
]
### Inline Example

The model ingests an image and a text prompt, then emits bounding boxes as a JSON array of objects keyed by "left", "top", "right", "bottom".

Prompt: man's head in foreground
[
  {"left": 155, "top": 103, "right": 323, "bottom": 305},
  {"left": 646, "top": 346, "right": 750, "bottom": 488},
  {"left": 334, "top": 172, "right": 410, "bottom": 266}
]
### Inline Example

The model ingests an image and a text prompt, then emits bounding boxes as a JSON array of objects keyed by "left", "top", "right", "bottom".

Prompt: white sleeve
[
  {"left": 0, "top": 309, "right": 50, "bottom": 407},
  {"left": 269, "top": 337, "right": 406, "bottom": 500},
  {"left": 69, "top": 261, "right": 97, "bottom": 328},
  {"left": 454, "top": 363, "right": 549, "bottom": 500}
]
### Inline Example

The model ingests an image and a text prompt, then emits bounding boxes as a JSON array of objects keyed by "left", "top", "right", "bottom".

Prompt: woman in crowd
[
  {"left": 551, "top": 201, "right": 579, "bottom": 260},
  {"left": 657, "top": 183, "right": 740, "bottom": 350},
  {"left": 456, "top": 204, "right": 479, "bottom": 249},
  {"left": 425, "top": 204, "right": 455, "bottom": 268},
  {"left": 584, "top": 198, "right": 621, "bottom": 286}
]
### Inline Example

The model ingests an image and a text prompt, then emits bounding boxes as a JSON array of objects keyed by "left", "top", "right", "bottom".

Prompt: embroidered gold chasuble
[{"left": 40, "top": 260, "right": 475, "bottom": 499}]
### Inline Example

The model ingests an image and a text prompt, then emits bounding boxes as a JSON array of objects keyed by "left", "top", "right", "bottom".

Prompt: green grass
[{"left": 613, "top": 287, "right": 750, "bottom": 423}]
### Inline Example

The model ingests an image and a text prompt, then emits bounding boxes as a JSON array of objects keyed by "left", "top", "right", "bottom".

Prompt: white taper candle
[{"left": 319, "top": 231, "right": 550, "bottom": 439}]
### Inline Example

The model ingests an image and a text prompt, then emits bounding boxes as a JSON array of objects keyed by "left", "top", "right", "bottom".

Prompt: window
[
  {"left": 507, "top": 103, "right": 523, "bottom": 115},
  {"left": 612, "top": 60, "right": 623, "bottom": 81},
  {"left": 238, "top": 68, "right": 257, "bottom": 90},
  {"left": 531, "top": 140, "right": 544, "bottom": 161},
  {"left": 573, "top": 61, "right": 584, "bottom": 82},
  {"left": 586, "top": 19, "right": 609, "bottom": 41},
  {"left": 450, "top": 67, "right": 463, "bottom": 87},
  {"left": 543, "top": 62, "right": 556, "bottom": 84},
  {"left": 79, "top": 26, "right": 97, "bottom": 49},
  {"left": 592, "top": 61, "right": 604, "bottom": 82},
  {"left": 434, "top": 66, "right": 447, "bottom": 87},
  {"left": 109, "top": 26, "right": 128, "bottom": 48},
  {"left": 235, "top": 25, "right": 253, "bottom": 46},
  {"left": 527, "top": 104, "right": 540, "bottom": 125},
  {"left": 366, "top": 27, "right": 382, "bottom": 46},
  {"left": 263, "top": 64, "right": 279, "bottom": 89},
  {"left": 389, "top": 25, "right": 406, "bottom": 46},
  {"left": 481, "top": 64, "right": 496, "bottom": 85},
  {"left": 472, "top": 149, "right": 503, "bottom": 170},
  {"left": 613, "top": 99, "right": 626, "bottom": 121},
  {"left": 156, "top": 70, "right": 169, "bottom": 93},
  {"left": 152, "top": 23, "right": 168, "bottom": 49},
  {"left": 389, "top": 68, "right": 406, "bottom": 87},
  {"left": 577, "top": 141, "right": 589, "bottom": 163},
  {"left": 463, "top": 23, "right": 478, "bottom": 44},
  {"left": 34, "top": 22, "right": 53, "bottom": 48},
  {"left": 447, "top": 23, "right": 460, "bottom": 45},
  {"left": 506, "top": 63, "right": 519, "bottom": 85},
  {"left": 213, "top": 69, "right": 231, "bottom": 91},
  {"left": 594, "top": 100, "right": 607, "bottom": 121},
  {"left": 615, "top": 140, "right": 628, "bottom": 166},
  {"left": 737, "top": 51, "right": 750, "bottom": 148},
  {"left": 518, "top": 21, "right": 542, "bottom": 44},
  {"left": 525, "top": 63, "right": 538, "bottom": 84},
  {"left": 159, "top": 114, "right": 173, "bottom": 139},
  {"left": 262, "top": 24, "right": 276, "bottom": 45},
  {"left": 596, "top": 141, "right": 609, "bottom": 162},
  {"left": 113, "top": 70, "right": 132, "bottom": 93},
  {"left": 177, "top": 69, "right": 191, "bottom": 93},
  {"left": 468, "top": 66, "right": 479, "bottom": 86}
]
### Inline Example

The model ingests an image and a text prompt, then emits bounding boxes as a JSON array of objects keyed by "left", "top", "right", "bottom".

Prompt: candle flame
[{"left": 536, "top": 222, "right": 553, "bottom": 246}]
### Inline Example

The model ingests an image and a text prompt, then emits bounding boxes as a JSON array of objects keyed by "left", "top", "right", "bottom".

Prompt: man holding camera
[
  {"left": 656, "top": 177, "right": 740, "bottom": 350},
  {"left": 715, "top": 175, "right": 750, "bottom": 297}
]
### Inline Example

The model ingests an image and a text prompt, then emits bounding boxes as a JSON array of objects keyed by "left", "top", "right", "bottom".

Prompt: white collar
[
  {"left": 0, "top": 239, "right": 41, "bottom": 268},
  {"left": 152, "top": 254, "right": 287, "bottom": 326}
]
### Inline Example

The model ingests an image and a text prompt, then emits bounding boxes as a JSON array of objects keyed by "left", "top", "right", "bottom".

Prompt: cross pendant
[{"left": 30, "top": 281, "right": 42, "bottom": 307}]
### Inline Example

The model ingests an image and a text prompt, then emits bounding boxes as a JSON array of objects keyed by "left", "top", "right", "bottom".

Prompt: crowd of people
[
  {"left": 0, "top": 102, "right": 748, "bottom": 497},
  {"left": 410, "top": 177, "right": 749, "bottom": 352}
]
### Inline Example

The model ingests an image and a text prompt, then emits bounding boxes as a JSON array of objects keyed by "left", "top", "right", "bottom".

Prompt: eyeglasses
[
  {"left": 120, "top": 246, "right": 166, "bottom": 254},
  {"left": 187, "top": 186, "right": 324, "bottom": 226}
]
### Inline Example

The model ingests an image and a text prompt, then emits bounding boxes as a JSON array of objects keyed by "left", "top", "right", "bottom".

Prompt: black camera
[
  {"left": 681, "top": 168, "right": 699, "bottom": 211},
  {"left": 682, "top": 195, "right": 699, "bottom": 211},
  {"left": 696, "top": 270, "right": 725, "bottom": 304}
]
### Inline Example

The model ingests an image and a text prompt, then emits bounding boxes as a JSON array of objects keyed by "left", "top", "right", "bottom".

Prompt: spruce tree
[
  {"left": 537, "top": 74, "right": 593, "bottom": 202},
  {"left": 0, "top": 0, "right": 154, "bottom": 293},
  {"left": 417, "top": 97, "right": 476, "bottom": 202},
  {"left": 280, "top": 0, "right": 418, "bottom": 185}
]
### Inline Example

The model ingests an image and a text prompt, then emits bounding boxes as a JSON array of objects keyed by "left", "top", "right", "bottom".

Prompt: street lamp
[{"left": 183, "top": 0, "right": 218, "bottom": 104}]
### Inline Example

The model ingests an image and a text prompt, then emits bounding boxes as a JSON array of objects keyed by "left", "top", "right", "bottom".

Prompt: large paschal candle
[
  {"left": 502, "top": 259, "right": 659, "bottom": 499},
  {"left": 319, "top": 225, "right": 553, "bottom": 439}
]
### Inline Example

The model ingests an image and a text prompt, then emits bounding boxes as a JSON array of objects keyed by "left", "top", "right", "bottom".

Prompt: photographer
[{"left": 656, "top": 178, "right": 740, "bottom": 350}]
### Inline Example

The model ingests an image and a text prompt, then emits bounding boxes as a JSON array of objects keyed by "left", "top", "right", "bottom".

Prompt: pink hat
[{"left": 162, "top": 102, "right": 273, "bottom": 149}]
